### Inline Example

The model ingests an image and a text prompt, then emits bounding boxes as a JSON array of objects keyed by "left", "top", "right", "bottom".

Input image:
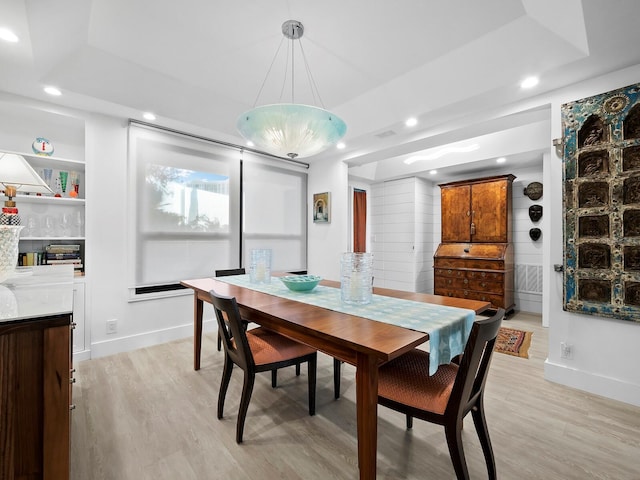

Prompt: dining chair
[
  {"left": 215, "top": 267, "right": 301, "bottom": 387},
  {"left": 209, "top": 289, "right": 317, "bottom": 443},
  {"left": 214, "top": 268, "right": 247, "bottom": 352},
  {"left": 377, "top": 308, "right": 505, "bottom": 480}
]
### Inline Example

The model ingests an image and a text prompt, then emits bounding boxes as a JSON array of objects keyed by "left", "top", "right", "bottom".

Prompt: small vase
[
  {"left": 249, "top": 249, "right": 272, "bottom": 284},
  {"left": 0, "top": 226, "right": 25, "bottom": 283},
  {"left": 340, "top": 252, "right": 373, "bottom": 304},
  {"left": 59, "top": 171, "right": 68, "bottom": 195}
]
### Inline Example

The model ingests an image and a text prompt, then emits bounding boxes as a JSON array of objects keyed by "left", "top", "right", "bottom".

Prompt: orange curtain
[{"left": 353, "top": 189, "right": 367, "bottom": 252}]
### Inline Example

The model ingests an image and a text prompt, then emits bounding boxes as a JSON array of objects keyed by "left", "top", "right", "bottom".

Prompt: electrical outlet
[
  {"left": 560, "top": 342, "right": 573, "bottom": 359},
  {"left": 106, "top": 319, "right": 118, "bottom": 335}
]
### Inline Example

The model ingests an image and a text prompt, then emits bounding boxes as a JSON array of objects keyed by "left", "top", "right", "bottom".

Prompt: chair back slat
[
  {"left": 446, "top": 309, "right": 504, "bottom": 418},
  {"left": 215, "top": 268, "right": 246, "bottom": 277},
  {"left": 209, "top": 290, "right": 254, "bottom": 371}
]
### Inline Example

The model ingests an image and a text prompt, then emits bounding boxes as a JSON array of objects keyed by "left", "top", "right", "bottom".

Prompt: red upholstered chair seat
[
  {"left": 244, "top": 327, "right": 316, "bottom": 366},
  {"left": 378, "top": 350, "right": 458, "bottom": 415}
]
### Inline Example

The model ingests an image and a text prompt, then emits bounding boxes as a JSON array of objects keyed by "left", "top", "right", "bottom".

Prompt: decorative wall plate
[
  {"left": 523, "top": 182, "right": 543, "bottom": 200},
  {"left": 32, "top": 137, "right": 54, "bottom": 156}
]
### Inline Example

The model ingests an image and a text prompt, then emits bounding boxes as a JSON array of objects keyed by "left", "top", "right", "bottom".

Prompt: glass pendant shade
[
  {"left": 237, "top": 104, "right": 346, "bottom": 159},
  {"left": 237, "top": 20, "right": 347, "bottom": 159}
]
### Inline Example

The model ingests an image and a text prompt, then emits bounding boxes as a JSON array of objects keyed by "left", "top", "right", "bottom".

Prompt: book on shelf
[
  {"left": 45, "top": 252, "right": 81, "bottom": 260},
  {"left": 46, "top": 244, "right": 81, "bottom": 253},
  {"left": 19, "top": 251, "right": 45, "bottom": 266},
  {"left": 45, "top": 258, "right": 82, "bottom": 265}
]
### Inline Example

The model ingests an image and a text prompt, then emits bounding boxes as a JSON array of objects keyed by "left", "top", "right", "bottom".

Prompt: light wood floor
[{"left": 71, "top": 312, "right": 640, "bottom": 479}]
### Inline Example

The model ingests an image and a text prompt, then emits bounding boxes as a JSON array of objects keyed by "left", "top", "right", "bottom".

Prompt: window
[
  {"left": 128, "top": 124, "right": 241, "bottom": 290},
  {"left": 243, "top": 152, "right": 307, "bottom": 272},
  {"left": 128, "top": 123, "right": 308, "bottom": 297}
]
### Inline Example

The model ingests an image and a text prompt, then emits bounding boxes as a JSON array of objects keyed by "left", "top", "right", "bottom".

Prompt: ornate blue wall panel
[{"left": 562, "top": 82, "right": 640, "bottom": 321}]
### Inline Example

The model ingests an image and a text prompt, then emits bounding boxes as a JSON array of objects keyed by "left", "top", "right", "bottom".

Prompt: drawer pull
[
  {"left": 447, "top": 269, "right": 452, "bottom": 275},
  {"left": 481, "top": 282, "right": 486, "bottom": 288},
  {"left": 447, "top": 279, "right": 452, "bottom": 285},
  {"left": 463, "top": 279, "right": 468, "bottom": 284}
]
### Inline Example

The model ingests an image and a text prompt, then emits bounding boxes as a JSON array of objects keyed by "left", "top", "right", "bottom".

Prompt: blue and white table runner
[{"left": 215, "top": 275, "right": 476, "bottom": 375}]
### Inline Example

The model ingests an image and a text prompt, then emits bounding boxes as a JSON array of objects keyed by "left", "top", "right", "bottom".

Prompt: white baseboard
[
  {"left": 73, "top": 349, "right": 92, "bottom": 363},
  {"left": 87, "top": 319, "right": 217, "bottom": 360},
  {"left": 544, "top": 359, "right": 640, "bottom": 408}
]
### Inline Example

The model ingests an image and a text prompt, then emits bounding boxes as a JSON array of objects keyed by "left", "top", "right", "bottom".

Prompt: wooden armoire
[{"left": 434, "top": 174, "right": 516, "bottom": 314}]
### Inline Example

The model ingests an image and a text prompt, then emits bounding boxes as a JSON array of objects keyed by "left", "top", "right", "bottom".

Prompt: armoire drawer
[
  {"left": 434, "top": 287, "right": 505, "bottom": 308},
  {"left": 434, "top": 258, "right": 505, "bottom": 270},
  {"left": 435, "top": 275, "right": 504, "bottom": 294}
]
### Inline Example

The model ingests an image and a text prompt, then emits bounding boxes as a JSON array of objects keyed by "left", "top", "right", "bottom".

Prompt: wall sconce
[{"left": 552, "top": 137, "right": 564, "bottom": 157}]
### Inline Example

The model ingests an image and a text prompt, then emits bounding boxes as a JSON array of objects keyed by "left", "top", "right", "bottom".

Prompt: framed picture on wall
[{"left": 313, "top": 192, "right": 330, "bottom": 223}]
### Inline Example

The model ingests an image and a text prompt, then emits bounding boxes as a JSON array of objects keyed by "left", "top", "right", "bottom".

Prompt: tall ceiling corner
[{"left": 522, "top": 0, "right": 589, "bottom": 55}]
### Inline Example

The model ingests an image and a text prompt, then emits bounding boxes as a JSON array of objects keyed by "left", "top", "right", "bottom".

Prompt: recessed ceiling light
[
  {"left": 521, "top": 76, "right": 539, "bottom": 89},
  {"left": 44, "top": 86, "right": 61, "bottom": 96},
  {"left": 405, "top": 117, "right": 418, "bottom": 127},
  {"left": 143, "top": 112, "right": 156, "bottom": 121},
  {"left": 246, "top": 140, "right": 255, "bottom": 147},
  {"left": 429, "top": 170, "right": 437, "bottom": 175},
  {"left": 0, "top": 28, "right": 19, "bottom": 43},
  {"left": 496, "top": 157, "right": 507, "bottom": 163},
  {"left": 337, "top": 142, "right": 346, "bottom": 150}
]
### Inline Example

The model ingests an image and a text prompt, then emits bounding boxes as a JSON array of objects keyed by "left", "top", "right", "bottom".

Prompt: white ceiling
[{"left": 2, "top": 0, "right": 640, "bottom": 181}]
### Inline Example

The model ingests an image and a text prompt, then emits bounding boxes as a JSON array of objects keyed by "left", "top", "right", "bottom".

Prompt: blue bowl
[{"left": 280, "top": 275, "right": 322, "bottom": 292}]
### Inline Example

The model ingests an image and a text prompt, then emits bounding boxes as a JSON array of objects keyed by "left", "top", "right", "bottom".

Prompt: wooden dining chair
[
  {"left": 214, "top": 268, "right": 247, "bottom": 352},
  {"left": 209, "top": 289, "right": 317, "bottom": 443},
  {"left": 215, "top": 267, "right": 301, "bottom": 387},
  {"left": 377, "top": 308, "right": 505, "bottom": 480}
]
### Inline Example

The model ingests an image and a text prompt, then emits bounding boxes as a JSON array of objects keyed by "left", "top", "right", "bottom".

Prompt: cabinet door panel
[
  {"left": 441, "top": 185, "right": 471, "bottom": 242},
  {"left": 471, "top": 180, "right": 509, "bottom": 242}
]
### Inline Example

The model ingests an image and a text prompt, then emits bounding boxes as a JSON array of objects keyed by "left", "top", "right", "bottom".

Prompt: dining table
[{"left": 181, "top": 274, "right": 490, "bottom": 480}]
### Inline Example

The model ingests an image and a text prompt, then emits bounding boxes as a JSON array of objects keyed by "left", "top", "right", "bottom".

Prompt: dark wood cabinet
[
  {"left": 435, "top": 175, "right": 515, "bottom": 313},
  {"left": 0, "top": 314, "right": 72, "bottom": 480},
  {"left": 1, "top": 266, "right": 74, "bottom": 480},
  {"left": 440, "top": 174, "right": 514, "bottom": 243}
]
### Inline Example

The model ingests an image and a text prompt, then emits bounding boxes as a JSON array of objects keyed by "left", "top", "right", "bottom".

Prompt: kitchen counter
[{"left": 0, "top": 264, "right": 74, "bottom": 323}]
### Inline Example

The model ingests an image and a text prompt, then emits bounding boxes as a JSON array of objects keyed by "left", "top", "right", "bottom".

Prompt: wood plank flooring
[{"left": 71, "top": 312, "right": 640, "bottom": 479}]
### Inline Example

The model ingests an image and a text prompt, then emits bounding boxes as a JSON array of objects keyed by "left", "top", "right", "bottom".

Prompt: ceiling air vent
[{"left": 375, "top": 130, "right": 396, "bottom": 139}]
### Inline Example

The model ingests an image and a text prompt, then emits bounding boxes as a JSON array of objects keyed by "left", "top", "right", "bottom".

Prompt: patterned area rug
[{"left": 495, "top": 327, "right": 533, "bottom": 358}]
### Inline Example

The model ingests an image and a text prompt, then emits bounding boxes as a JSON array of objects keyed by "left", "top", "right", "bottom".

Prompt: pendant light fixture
[{"left": 237, "top": 20, "right": 347, "bottom": 160}]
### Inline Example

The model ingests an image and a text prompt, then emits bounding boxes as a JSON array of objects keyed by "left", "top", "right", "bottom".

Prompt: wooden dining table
[{"left": 181, "top": 276, "right": 490, "bottom": 480}]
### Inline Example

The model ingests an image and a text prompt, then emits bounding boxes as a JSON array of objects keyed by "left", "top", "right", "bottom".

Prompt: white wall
[
  {"left": 542, "top": 65, "right": 640, "bottom": 407},
  {"left": 369, "top": 177, "right": 434, "bottom": 292},
  {"left": 85, "top": 115, "right": 202, "bottom": 358},
  {"left": 415, "top": 177, "right": 434, "bottom": 293},
  {"left": 511, "top": 166, "right": 544, "bottom": 313},
  {"left": 307, "top": 158, "right": 349, "bottom": 281}
]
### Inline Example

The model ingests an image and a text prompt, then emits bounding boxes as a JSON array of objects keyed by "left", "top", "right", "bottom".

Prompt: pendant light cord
[
  {"left": 250, "top": 22, "right": 327, "bottom": 109},
  {"left": 251, "top": 36, "right": 286, "bottom": 108}
]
